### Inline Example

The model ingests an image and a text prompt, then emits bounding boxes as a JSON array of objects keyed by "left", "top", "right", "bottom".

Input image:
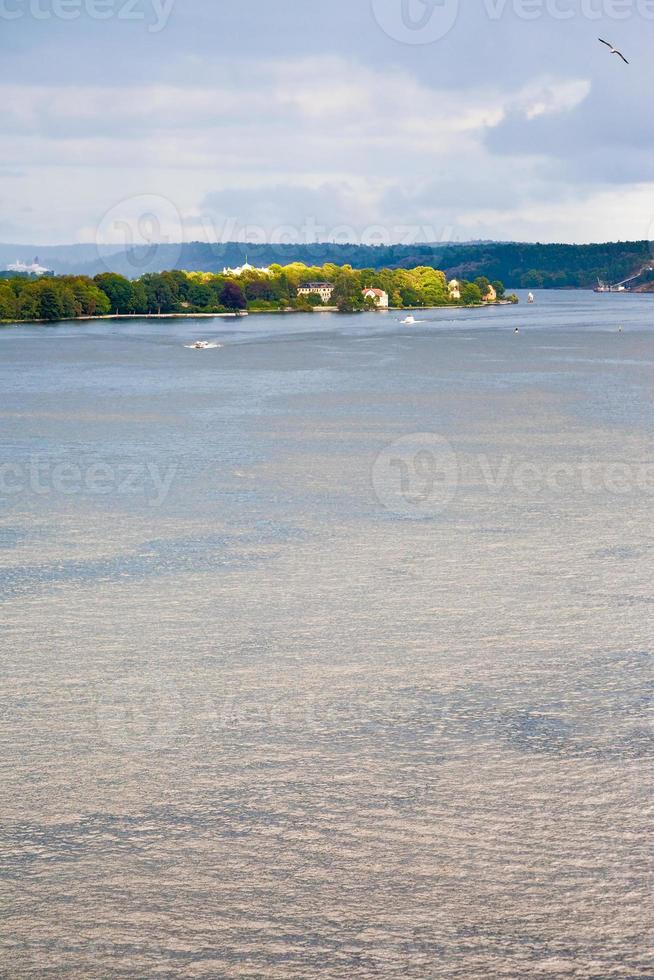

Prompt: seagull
[{"left": 599, "top": 38, "right": 629, "bottom": 64}]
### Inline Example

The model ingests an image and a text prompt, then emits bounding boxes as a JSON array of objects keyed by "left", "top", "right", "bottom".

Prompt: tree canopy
[{"left": 0, "top": 263, "right": 511, "bottom": 322}]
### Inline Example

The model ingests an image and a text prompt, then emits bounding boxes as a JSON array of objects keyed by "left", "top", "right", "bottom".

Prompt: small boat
[
  {"left": 185, "top": 340, "right": 221, "bottom": 350},
  {"left": 401, "top": 315, "right": 417, "bottom": 325},
  {"left": 528, "top": 292, "right": 535, "bottom": 304}
]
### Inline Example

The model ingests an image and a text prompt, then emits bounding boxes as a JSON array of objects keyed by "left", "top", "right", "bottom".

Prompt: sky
[{"left": 2, "top": 0, "right": 654, "bottom": 245}]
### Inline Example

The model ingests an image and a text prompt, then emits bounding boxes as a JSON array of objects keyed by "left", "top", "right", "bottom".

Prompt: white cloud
[
  {"left": 3, "top": 0, "right": 654, "bottom": 244},
  {"left": 511, "top": 78, "right": 591, "bottom": 121},
  {"left": 460, "top": 183, "right": 654, "bottom": 243},
  {"left": 0, "top": 56, "right": 638, "bottom": 246}
]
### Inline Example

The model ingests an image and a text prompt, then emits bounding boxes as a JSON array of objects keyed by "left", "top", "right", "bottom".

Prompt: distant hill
[
  {"left": 436, "top": 241, "right": 654, "bottom": 290},
  {"left": 1, "top": 240, "right": 653, "bottom": 288},
  {"left": 0, "top": 242, "right": 463, "bottom": 278}
]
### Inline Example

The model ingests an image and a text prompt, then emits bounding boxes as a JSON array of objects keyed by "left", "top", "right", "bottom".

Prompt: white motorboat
[
  {"left": 401, "top": 315, "right": 417, "bottom": 325},
  {"left": 185, "top": 340, "right": 221, "bottom": 350}
]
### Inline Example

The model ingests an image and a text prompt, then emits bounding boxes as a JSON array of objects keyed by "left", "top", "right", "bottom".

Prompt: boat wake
[{"left": 184, "top": 341, "right": 223, "bottom": 350}]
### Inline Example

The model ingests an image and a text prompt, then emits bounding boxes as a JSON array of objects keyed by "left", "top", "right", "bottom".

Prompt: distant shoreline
[
  {"left": 1, "top": 312, "right": 245, "bottom": 326},
  {"left": 1, "top": 302, "right": 517, "bottom": 327}
]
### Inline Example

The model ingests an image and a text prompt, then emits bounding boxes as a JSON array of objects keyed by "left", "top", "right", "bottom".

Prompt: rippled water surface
[{"left": 1, "top": 291, "right": 653, "bottom": 977}]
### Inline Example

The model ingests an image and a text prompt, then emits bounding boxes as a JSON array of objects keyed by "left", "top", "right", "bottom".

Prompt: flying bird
[{"left": 599, "top": 38, "right": 629, "bottom": 64}]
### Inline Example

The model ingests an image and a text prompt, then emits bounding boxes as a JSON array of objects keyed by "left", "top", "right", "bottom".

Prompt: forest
[
  {"left": 0, "top": 264, "right": 512, "bottom": 321},
  {"left": 4, "top": 239, "right": 651, "bottom": 288}
]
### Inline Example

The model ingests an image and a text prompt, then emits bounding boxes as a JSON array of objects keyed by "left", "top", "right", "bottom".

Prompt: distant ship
[
  {"left": 594, "top": 278, "right": 627, "bottom": 293},
  {"left": 528, "top": 292, "right": 535, "bottom": 304},
  {"left": 7, "top": 256, "right": 52, "bottom": 276}
]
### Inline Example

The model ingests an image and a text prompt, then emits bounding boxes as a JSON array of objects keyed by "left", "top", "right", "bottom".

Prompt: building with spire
[
  {"left": 221, "top": 255, "right": 271, "bottom": 277},
  {"left": 7, "top": 257, "right": 52, "bottom": 276}
]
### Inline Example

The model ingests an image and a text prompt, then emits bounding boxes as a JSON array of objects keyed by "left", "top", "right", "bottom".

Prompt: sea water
[{"left": 1, "top": 290, "right": 653, "bottom": 977}]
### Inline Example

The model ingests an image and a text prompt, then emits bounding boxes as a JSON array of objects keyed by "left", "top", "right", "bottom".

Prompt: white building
[
  {"left": 448, "top": 279, "right": 461, "bottom": 301},
  {"left": 222, "top": 259, "right": 271, "bottom": 277},
  {"left": 297, "top": 282, "right": 334, "bottom": 303},
  {"left": 7, "top": 257, "right": 51, "bottom": 276},
  {"left": 362, "top": 287, "right": 389, "bottom": 308}
]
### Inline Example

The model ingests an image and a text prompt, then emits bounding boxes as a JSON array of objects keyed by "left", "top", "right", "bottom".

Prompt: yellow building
[{"left": 297, "top": 282, "right": 335, "bottom": 303}]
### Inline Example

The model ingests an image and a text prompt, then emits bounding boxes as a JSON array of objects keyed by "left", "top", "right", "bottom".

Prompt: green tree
[
  {"left": 188, "top": 281, "right": 213, "bottom": 308},
  {"left": 141, "top": 274, "right": 176, "bottom": 314},
  {"left": 399, "top": 286, "right": 421, "bottom": 307},
  {"left": 39, "top": 285, "right": 62, "bottom": 321},
  {"left": 17, "top": 289, "right": 39, "bottom": 320},
  {"left": 94, "top": 273, "right": 133, "bottom": 313},
  {"left": 303, "top": 292, "right": 324, "bottom": 306},
  {"left": 165, "top": 269, "right": 190, "bottom": 302},
  {"left": 332, "top": 271, "right": 364, "bottom": 313},
  {"left": 461, "top": 282, "right": 482, "bottom": 305},
  {"left": 521, "top": 270, "right": 545, "bottom": 289},
  {"left": 60, "top": 286, "right": 77, "bottom": 319},
  {"left": 0, "top": 285, "right": 17, "bottom": 320},
  {"left": 244, "top": 279, "right": 276, "bottom": 302},
  {"left": 129, "top": 281, "right": 148, "bottom": 314}
]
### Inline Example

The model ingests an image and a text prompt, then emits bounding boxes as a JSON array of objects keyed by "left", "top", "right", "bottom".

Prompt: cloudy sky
[{"left": 2, "top": 0, "right": 653, "bottom": 245}]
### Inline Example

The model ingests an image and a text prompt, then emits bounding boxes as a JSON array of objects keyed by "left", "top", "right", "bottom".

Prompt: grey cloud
[
  {"left": 198, "top": 184, "right": 374, "bottom": 240},
  {"left": 1, "top": 0, "right": 654, "bottom": 242}
]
